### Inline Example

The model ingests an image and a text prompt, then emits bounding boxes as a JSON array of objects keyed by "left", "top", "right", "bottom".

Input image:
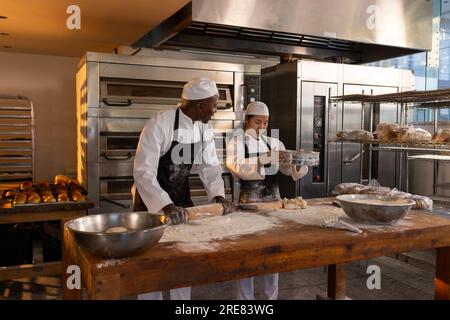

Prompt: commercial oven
[{"left": 77, "top": 53, "right": 258, "bottom": 213}]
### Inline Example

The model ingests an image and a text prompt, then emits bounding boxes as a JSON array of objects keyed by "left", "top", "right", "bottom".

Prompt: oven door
[{"left": 100, "top": 79, "right": 233, "bottom": 110}]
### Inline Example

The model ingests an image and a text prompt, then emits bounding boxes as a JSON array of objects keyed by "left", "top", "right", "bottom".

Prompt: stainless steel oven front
[{"left": 77, "top": 53, "right": 252, "bottom": 213}]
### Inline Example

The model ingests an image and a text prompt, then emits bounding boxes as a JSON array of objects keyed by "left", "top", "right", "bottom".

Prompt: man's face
[{"left": 198, "top": 94, "right": 219, "bottom": 124}]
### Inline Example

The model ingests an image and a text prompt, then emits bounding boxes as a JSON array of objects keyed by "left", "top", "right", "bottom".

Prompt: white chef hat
[
  {"left": 245, "top": 101, "right": 269, "bottom": 116},
  {"left": 181, "top": 77, "right": 219, "bottom": 100}
]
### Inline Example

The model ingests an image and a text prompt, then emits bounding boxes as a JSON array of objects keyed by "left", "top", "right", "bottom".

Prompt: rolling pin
[
  {"left": 185, "top": 203, "right": 224, "bottom": 220},
  {"left": 184, "top": 201, "right": 282, "bottom": 220}
]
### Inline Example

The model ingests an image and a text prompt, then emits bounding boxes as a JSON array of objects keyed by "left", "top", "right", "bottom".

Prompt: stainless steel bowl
[
  {"left": 336, "top": 194, "right": 415, "bottom": 225},
  {"left": 66, "top": 212, "right": 170, "bottom": 258}
]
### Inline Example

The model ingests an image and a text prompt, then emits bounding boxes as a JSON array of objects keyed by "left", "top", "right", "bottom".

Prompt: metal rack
[
  {"left": 0, "top": 95, "right": 35, "bottom": 183},
  {"left": 331, "top": 88, "right": 450, "bottom": 197}
]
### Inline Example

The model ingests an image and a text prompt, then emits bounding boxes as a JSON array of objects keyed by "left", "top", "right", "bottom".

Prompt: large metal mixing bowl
[
  {"left": 66, "top": 212, "right": 170, "bottom": 258},
  {"left": 336, "top": 194, "right": 415, "bottom": 225}
]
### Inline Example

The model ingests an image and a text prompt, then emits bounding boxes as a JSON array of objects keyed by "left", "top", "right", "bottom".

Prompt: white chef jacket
[
  {"left": 226, "top": 131, "right": 308, "bottom": 181},
  {"left": 133, "top": 107, "right": 225, "bottom": 213}
]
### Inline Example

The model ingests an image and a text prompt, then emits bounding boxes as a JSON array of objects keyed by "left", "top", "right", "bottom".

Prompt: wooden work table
[{"left": 62, "top": 198, "right": 450, "bottom": 300}]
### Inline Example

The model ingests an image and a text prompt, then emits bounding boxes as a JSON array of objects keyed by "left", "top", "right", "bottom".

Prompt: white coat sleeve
[
  {"left": 226, "top": 136, "right": 264, "bottom": 180},
  {"left": 133, "top": 116, "right": 173, "bottom": 213},
  {"left": 196, "top": 125, "right": 225, "bottom": 201},
  {"left": 275, "top": 139, "right": 309, "bottom": 181}
]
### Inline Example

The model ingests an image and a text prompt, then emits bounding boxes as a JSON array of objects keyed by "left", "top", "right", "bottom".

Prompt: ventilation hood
[{"left": 134, "top": 0, "right": 432, "bottom": 64}]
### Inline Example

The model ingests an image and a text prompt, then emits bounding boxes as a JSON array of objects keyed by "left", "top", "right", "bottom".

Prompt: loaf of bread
[
  {"left": 70, "top": 190, "right": 86, "bottom": 202},
  {"left": 432, "top": 129, "right": 450, "bottom": 143},
  {"left": 398, "top": 127, "right": 431, "bottom": 143},
  {"left": 337, "top": 130, "right": 374, "bottom": 141},
  {"left": 26, "top": 191, "right": 41, "bottom": 204},
  {"left": 13, "top": 193, "right": 27, "bottom": 205},
  {"left": 375, "top": 123, "right": 400, "bottom": 141}
]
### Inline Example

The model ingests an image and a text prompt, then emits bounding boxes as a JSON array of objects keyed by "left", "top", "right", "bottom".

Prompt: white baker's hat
[
  {"left": 245, "top": 101, "right": 269, "bottom": 116},
  {"left": 181, "top": 77, "right": 219, "bottom": 100}
]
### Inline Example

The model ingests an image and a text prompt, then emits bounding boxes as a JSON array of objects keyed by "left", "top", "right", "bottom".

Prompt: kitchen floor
[{"left": 0, "top": 249, "right": 436, "bottom": 300}]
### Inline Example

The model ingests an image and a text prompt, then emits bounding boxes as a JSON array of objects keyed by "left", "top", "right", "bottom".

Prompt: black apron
[
  {"left": 133, "top": 108, "right": 202, "bottom": 211},
  {"left": 239, "top": 135, "right": 280, "bottom": 204}
]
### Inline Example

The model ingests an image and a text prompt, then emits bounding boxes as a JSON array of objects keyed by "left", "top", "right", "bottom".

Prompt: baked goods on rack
[
  {"left": 374, "top": 123, "right": 400, "bottom": 141},
  {"left": 397, "top": 127, "right": 432, "bottom": 143},
  {"left": 337, "top": 130, "right": 374, "bottom": 141},
  {"left": 432, "top": 129, "right": 450, "bottom": 143}
]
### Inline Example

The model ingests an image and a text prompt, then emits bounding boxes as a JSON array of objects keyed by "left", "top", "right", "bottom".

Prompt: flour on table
[
  {"left": 160, "top": 212, "right": 280, "bottom": 244},
  {"left": 96, "top": 258, "right": 125, "bottom": 269},
  {"left": 268, "top": 205, "right": 414, "bottom": 230}
]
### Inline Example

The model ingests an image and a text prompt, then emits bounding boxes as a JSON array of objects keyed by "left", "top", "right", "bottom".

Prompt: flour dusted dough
[
  {"left": 281, "top": 197, "right": 308, "bottom": 209},
  {"left": 105, "top": 226, "right": 129, "bottom": 233}
]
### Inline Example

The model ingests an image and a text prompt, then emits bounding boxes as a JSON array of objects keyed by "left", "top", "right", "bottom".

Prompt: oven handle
[
  {"left": 101, "top": 152, "right": 133, "bottom": 161},
  {"left": 102, "top": 98, "right": 132, "bottom": 107}
]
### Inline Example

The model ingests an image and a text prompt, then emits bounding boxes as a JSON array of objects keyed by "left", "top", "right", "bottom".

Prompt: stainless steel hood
[{"left": 133, "top": 0, "right": 432, "bottom": 64}]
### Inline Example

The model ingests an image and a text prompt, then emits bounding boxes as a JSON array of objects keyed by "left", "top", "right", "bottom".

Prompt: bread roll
[
  {"left": 20, "top": 181, "right": 33, "bottom": 191},
  {"left": 57, "top": 192, "right": 70, "bottom": 202},
  {"left": 55, "top": 175, "right": 71, "bottom": 185},
  {"left": 4, "top": 189, "right": 18, "bottom": 198},
  {"left": 70, "top": 190, "right": 86, "bottom": 202},
  {"left": 27, "top": 191, "right": 41, "bottom": 204},
  {"left": 13, "top": 193, "right": 27, "bottom": 205},
  {"left": 40, "top": 190, "right": 56, "bottom": 203}
]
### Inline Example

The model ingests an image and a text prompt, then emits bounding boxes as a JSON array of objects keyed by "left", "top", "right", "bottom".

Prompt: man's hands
[
  {"left": 162, "top": 203, "right": 188, "bottom": 225},
  {"left": 214, "top": 196, "right": 236, "bottom": 215}
]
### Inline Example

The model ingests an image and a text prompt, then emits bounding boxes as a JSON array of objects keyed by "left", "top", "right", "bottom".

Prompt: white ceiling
[{"left": 0, "top": 0, "right": 190, "bottom": 57}]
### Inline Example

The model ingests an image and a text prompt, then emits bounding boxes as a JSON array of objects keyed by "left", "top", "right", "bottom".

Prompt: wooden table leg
[
  {"left": 327, "top": 263, "right": 346, "bottom": 300},
  {"left": 62, "top": 222, "right": 82, "bottom": 300},
  {"left": 435, "top": 247, "right": 450, "bottom": 300}
]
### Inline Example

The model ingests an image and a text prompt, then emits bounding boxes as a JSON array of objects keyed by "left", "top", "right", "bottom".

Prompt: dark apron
[
  {"left": 133, "top": 108, "right": 202, "bottom": 211},
  {"left": 239, "top": 135, "right": 280, "bottom": 204}
]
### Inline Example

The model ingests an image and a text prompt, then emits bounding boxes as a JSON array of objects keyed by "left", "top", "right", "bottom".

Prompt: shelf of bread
[
  {"left": 1, "top": 175, "right": 88, "bottom": 207},
  {"left": 333, "top": 124, "right": 450, "bottom": 150}
]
